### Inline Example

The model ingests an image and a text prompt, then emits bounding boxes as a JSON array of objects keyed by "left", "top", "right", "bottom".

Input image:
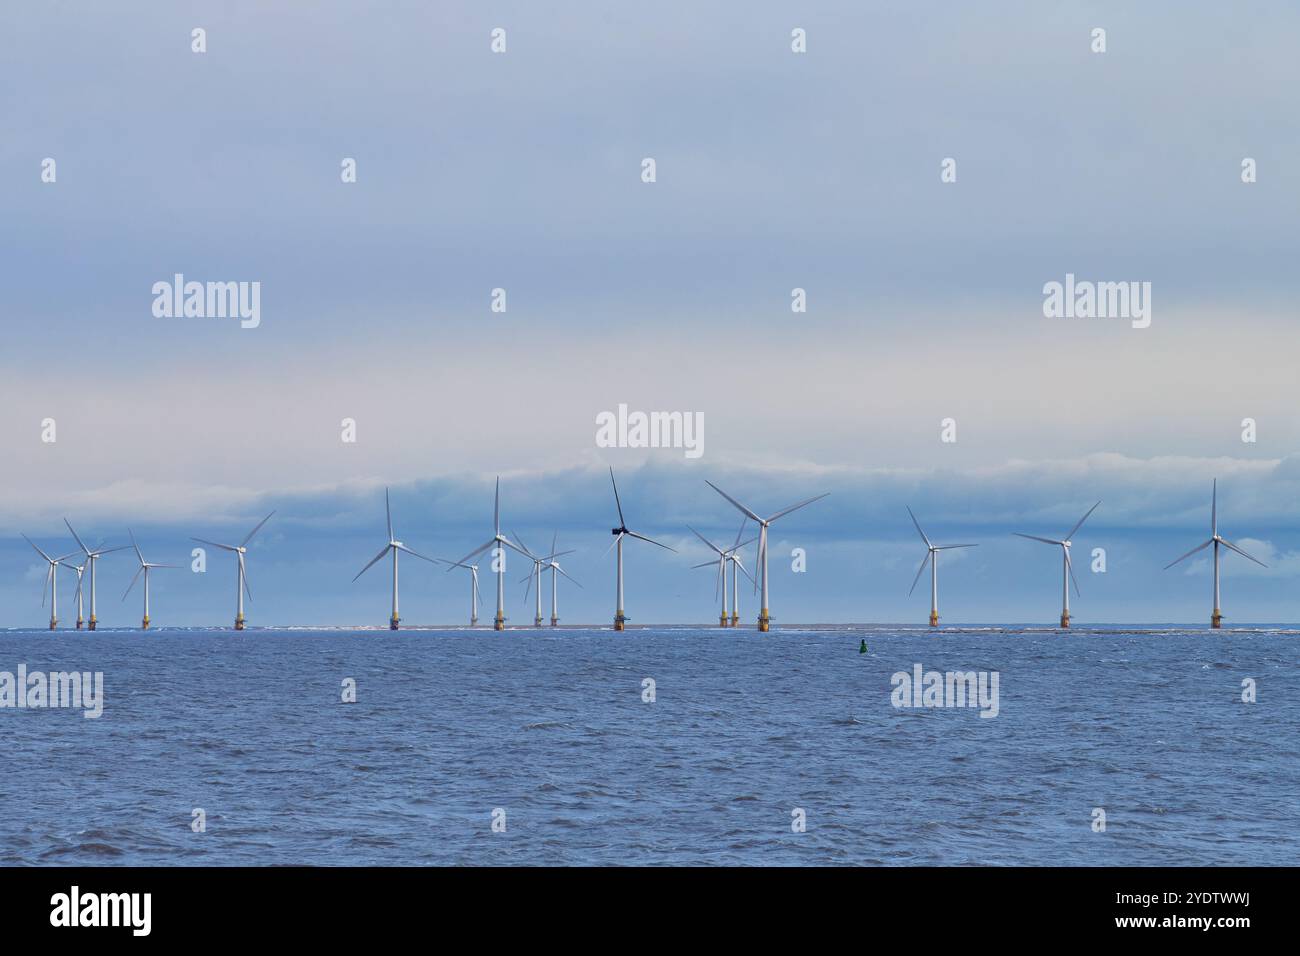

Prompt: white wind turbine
[
  {"left": 540, "top": 533, "right": 581, "bottom": 626},
  {"left": 444, "top": 561, "right": 482, "bottom": 627},
  {"left": 22, "top": 535, "right": 78, "bottom": 630},
  {"left": 906, "top": 506, "right": 978, "bottom": 627},
  {"left": 192, "top": 511, "right": 275, "bottom": 630},
  {"left": 705, "top": 481, "right": 828, "bottom": 631},
  {"left": 450, "top": 477, "right": 530, "bottom": 630},
  {"left": 353, "top": 488, "right": 437, "bottom": 630},
  {"left": 64, "top": 520, "right": 129, "bottom": 631},
  {"left": 607, "top": 467, "right": 675, "bottom": 631},
  {"left": 61, "top": 561, "right": 86, "bottom": 629},
  {"left": 1164, "top": 479, "right": 1266, "bottom": 629},
  {"left": 123, "top": 529, "right": 179, "bottom": 630},
  {"left": 517, "top": 531, "right": 575, "bottom": 627},
  {"left": 727, "top": 546, "right": 755, "bottom": 627},
  {"left": 688, "top": 524, "right": 755, "bottom": 627},
  {"left": 1014, "top": 501, "right": 1100, "bottom": 629}
]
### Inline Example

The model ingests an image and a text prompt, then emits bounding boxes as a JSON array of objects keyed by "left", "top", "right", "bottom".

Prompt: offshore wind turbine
[
  {"left": 607, "top": 467, "right": 675, "bottom": 631},
  {"left": 1164, "top": 479, "right": 1266, "bottom": 629},
  {"left": 192, "top": 511, "right": 275, "bottom": 630},
  {"left": 705, "top": 481, "right": 829, "bottom": 631},
  {"left": 727, "top": 547, "right": 755, "bottom": 627},
  {"left": 64, "top": 520, "right": 128, "bottom": 631},
  {"left": 123, "top": 529, "right": 179, "bottom": 630},
  {"left": 517, "top": 532, "right": 574, "bottom": 627},
  {"left": 1014, "top": 501, "right": 1100, "bottom": 629},
  {"left": 906, "top": 507, "right": 978, "bottom": 627},
  {"left": 540, "top": 533, "right": 581, "bottom": 626},
  {"left": 445, "top": 561, "right": 482, "bottom": 627},
  {"left": 353, "top": 489, "right": 437, "bottom": 630},
  {"left": 450, "top": 477, "right": 529, "bottom": 630},
  {"left": 22, "top": 535, "right": 77, "bottom": 630},
  {"left": 61, "top": 561, "right": 86, "bottom": 629},
  {"left": 688, "top": 525, "right": 755, "bottom": 626}
]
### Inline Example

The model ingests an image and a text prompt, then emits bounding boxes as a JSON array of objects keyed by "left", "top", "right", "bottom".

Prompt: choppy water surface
[{"left": 1, "top": 625, "right": 1295, "bottom": 865}]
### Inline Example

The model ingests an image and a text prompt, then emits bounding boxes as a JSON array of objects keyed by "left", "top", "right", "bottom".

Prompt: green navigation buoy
[{"left": 858, "top": 639, "right": 867, "bottom": 654}]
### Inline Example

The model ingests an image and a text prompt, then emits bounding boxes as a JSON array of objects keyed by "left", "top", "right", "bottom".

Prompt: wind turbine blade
[
  {"left": 42, "top": 565, "right": 51, "bottom": 606},
  {"left": 548, "top": 549, "right": 575, "bottom": 560},
  {"left": 493, "top": 477, "right": 501, "bottom": 536},
  {"left": 906, "top": 506, "right": 932, "bottom": 548},
  {"left": 1013, "top": 533, "right": 1062, "bottom": 546},
  {"left": 396, "top": 544, "right": 438, "bottom": 564},
  {"left": 1219, "top": 538, "right": 1268, "bottom": 568},
  {"left": 691, "top": 561, "right": 716, "bottom": 569},
  {"left": 122, "top": 565, "right": 144, "bottom": 600},
  {"left": 555, "top": 566, "right": 582, "bottom": 588},
  {"left": 688, "top": 525, "right": 724, "bottom": 556},
  {"left": 729, "top": 537, "right": 758, "bottom": 554},
  {"left": 625, "top": 529, "right": 676, "bottom": 552},
  {"left": 735, "top": 559, "right": 755, "bottom": 586},
  {"left": 63, "top": 519, "right": 90, "bottom": 556},
  {"left": 242, "top": 564, "right": 253, "bottom": 604},
  {"left": 128, "top": 528, "right": 145, "bottom": 565},
  {"left": 602, "top": 532, "right": 625, "bottom": 558},
  {"left": 241, "top": 511, "right": 276, "bottom": 547},
  {"left": 704, "top": 480, "right": 762, "bottom": 524},
  {"left": 512, "top": 531, "right": 534, "bottom": 559},
  {"left": 191, "top": 537, "right": 238, "bottom": 552},
  {"left": 499, "top": 537, "right": 532, "bottom": 559},
  {"left": 1163, "top": 539, "right": 1213, "bottom": 570},
  {"left": 1211, "top": 479, "right": 1217, "bottom": 537},
  {"left": 385, "top": 488, "right": 394, "bottom": 541},
  {"left": 730, "top": 518, "right": 747, "bottom": 553},
  {"left": 22, "top": 534, "right": 53, "bottom": 563},
  {"left": 714, "top": 558, "right": 722, "bottom": 601},
  {"left": 53, "top": 552, "right": 80, "bottom": 564},
  {"left": 609, "top": 467, "right": 626, "bottom": 527},
  {"left": 935, "top": 544, "right": 979, "bottom": 550},
  {"left": 91, "top": 545, "right": 130, "bottom": 556},
  {"left": 768, "top": 492, "right": 830, "bottom": 523},
  {"left": 450, "top": 539, "right": 496, "bottom": 568},
  {"left": 353, "top": 544, "right": 392, "bottom": 582},
  {"left": 522, "top": 570, "right": 533, "bottom": 602},
  {"left": 549, "top": 531, "right": 558, "bottom": 563},
  {"left": 1066, "top": 549, "right": 1081, "bottom": 598},
  {"left": 1065, "top": 501, "right": 1101, "bottom": 541},
  {"left": 908, "top": 551, "right": 931, "bottom": 596}
]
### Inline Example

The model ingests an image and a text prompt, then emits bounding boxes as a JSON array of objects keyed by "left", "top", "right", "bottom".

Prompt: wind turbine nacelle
[{"left": 611, "top": 528, "right": 623, "bottom": 536}]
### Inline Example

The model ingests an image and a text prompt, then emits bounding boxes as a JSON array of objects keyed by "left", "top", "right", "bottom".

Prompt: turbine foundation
[
  {"left": 550, "top": 615, "right": 558, "bottom": 627},
  {"left": 534, "top": 615, "right": 543, "bottom": 627},
  {"left": 389, "top": 614, "right": 400, "bottom": 631},
  {"left": 494, "top": 612, "right": 505, "bottom": 632},
  {"left": 48, "top": 617, "right": 57, "bottom": 631},
  {"left": 234, "top": 614, "right": 245, "bottom": 631},
  {"left": 730, "top": 612, "right": 738, "bottom": 627},
  {"left": 1059, "top": 612, "right": 1070, "bottom": 629},
  {"left": 75, "top": 618, "right": 84, "bottom": 630},
  {"left": 1212, "top": 609, "right": 1222, "bottom": 629},
  {"left": 929, "top": 611, "right": 939, "bottom": 627},
  {"left": 142, "top": 616, "right": 150, "bottom": 631},
  {"left": 614, "top": 612, "right": 626, "bottom": 632},
  {"left": 719, "top": 613, "right": 729, "bottom": 627},
  {"left": 88, "top": 616, "right": 97, "bottom": 631},
  {"left": 758, "top": 608, "right": 770, "bottom": 632}
]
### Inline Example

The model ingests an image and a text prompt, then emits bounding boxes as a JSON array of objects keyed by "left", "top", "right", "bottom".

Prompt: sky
[{"left": 2, "top": 1, "right": 1299, "bottom": 626}]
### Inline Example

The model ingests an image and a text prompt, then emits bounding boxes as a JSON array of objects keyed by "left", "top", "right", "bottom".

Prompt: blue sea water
[{"left": 0, "top": 625, "right": 1295, "bottom": 866}]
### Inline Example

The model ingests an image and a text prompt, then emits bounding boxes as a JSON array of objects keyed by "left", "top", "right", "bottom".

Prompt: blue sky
[{"left": 2, "top": 2, "right": 1299, "bottom": 625}]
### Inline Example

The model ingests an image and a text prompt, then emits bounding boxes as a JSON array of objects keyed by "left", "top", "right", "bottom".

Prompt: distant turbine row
[
  {"left": 909, "top": 481, "right": 1263, "bottom": 629},
  {"left": 16, "top": 480, "right": 1262, "bottom": 631}
]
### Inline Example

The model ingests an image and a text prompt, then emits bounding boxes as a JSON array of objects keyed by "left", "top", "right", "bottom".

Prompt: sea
[{"left": 1, "top": 625, "right": 1295, "bottom": 866}]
